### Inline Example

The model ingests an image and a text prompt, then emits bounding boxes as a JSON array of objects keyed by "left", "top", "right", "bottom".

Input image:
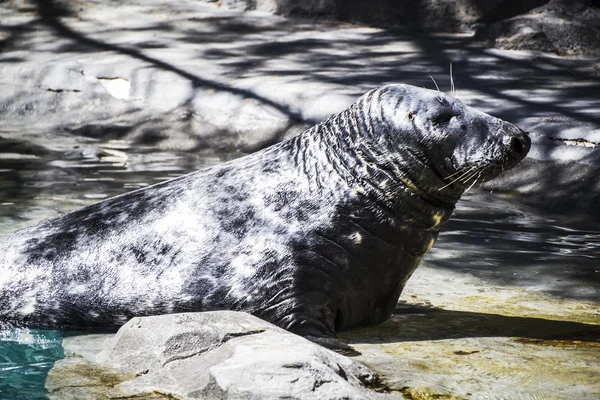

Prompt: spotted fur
[{"left": 0, "top": 84, "right": 530, "bottom": 339}]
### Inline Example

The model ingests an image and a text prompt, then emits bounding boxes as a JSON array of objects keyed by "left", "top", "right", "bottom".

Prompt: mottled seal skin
[{"left": 0, "top": 84, "right": 530, "bottom": 346}]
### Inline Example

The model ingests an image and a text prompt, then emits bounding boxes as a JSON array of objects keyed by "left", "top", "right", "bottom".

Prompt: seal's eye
[{"left": 433, "top": 114, "right": 454, "bottom": 125}]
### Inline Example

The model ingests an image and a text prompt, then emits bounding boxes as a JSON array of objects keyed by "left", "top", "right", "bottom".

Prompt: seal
[{"left": 0, "top": 84, "right": 530, "bottom": 349}]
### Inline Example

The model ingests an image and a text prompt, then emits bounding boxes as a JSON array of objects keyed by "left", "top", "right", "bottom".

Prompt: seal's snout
[{"left": 504, "top": 129, "right": 531, "bottom": 160}]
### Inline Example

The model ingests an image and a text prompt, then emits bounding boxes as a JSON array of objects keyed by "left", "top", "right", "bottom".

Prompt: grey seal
[{"left": 0, "top": 84, "right": 530, "bottom": 350}]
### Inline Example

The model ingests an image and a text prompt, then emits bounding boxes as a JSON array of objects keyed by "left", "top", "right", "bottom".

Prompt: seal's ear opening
[{"left": 408, "top": 112, "right": 414, "bottom": 121}]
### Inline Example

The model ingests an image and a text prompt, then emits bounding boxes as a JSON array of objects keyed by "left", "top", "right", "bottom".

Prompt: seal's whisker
[
  {"left": 439, "top": 163, "right": 486, "bottom": 191},
  {"left": 453, "top": 165, "right": 480, "bottom": 183},
  {"left": 429, "top": 75, "right": 441, "bottom": 93},
  {"left": 465, "top": 168, "right": 486, "bottom": 193},
  {"left": 443, "top": 169, "right": 464, "bottom": 181},
  {"left": 463, "top": 168, "right": 485, "bottom": 184},
  {"left": 464, "top": 172, "right": 481, "bottom": 192},
  {"left": 459, "top": 167, "right": 483, "bottom": 184},
  {"left": 443, "top": 165, "right": 476, "bottom": 181},
  {"left": 450, "top": 62, "right": 456, "bottom": 98},
  {"left": 438, "top": 166, "right": 478, "bottom": 190}
]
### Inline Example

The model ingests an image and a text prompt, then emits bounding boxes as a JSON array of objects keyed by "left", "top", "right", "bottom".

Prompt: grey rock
[
  {"left": 476, "top": 0, "right": 600, "bottom": 55},
  {"left": 46, "top": 312, "right": 388, "bottom": 400},
  {"left": 201, "top": 0, "right": 549, "bottom": 31},
  {"left": 0, "top": 0, "right": 308, "bottom": 154}
]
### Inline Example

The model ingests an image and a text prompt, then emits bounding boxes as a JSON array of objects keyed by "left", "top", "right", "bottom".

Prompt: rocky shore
[{"left": 0, "top": 0, "right": 598, "bottom": 399}]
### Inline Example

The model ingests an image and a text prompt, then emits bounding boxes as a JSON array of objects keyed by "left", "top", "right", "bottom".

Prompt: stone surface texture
[
  {"left": 340, "top": 264, "right": 600, "bottom": 399},
  {"left": 47, "top": 312, "right": 385, "bottom": 400}
]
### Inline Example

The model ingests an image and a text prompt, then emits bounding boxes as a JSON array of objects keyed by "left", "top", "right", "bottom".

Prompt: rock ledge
[{"left": 46, "top": 311, "right": 386, "bottom": 399}]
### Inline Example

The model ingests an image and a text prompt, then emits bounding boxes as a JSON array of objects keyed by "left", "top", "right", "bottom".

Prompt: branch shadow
[
  {"left": 10, "top": 0, "right": 596, "bottom": 149},
  {"left": 32, "top": 0, "right": 305, "bottom": 124}
]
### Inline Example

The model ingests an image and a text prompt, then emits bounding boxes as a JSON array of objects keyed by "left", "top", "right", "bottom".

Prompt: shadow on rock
[
  {"left": 32, "top": 0, "right": 305, "bottom": 124},
  {"left": 341, "top": 304, "right": 600, "bottom": 345}
]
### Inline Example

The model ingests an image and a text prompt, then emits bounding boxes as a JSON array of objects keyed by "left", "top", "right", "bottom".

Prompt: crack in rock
[
  {"left": 221, "top": 329, "right": 265, "bottom": 343},
  {"left": 45, "top": 87, "right": 81, "bottom": 93},
  {"left": 161, "top": 329, "right": 266, "bottom": 366},
  {"left": 282, "top": 362, "right": 307, "bottom": 369},
  {"left": 162, "top": 346, "right": 211, "bottom": 367}
]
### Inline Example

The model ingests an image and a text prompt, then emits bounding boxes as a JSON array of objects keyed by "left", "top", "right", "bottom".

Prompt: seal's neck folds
[{"left": 299, "top": 104, "right": 455, "bottom": 231}]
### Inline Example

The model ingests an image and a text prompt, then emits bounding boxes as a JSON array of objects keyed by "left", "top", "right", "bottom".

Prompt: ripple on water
[{"left": 429, "top": 194, "right": 600, "bottom": 301}]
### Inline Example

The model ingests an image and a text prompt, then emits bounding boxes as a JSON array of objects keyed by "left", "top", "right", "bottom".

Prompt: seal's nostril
[
  {"left": 507, "top": 133, "right": 531, "bottom": 158},
  {"left": 511, "top": 137, "right": 524, "bottom": 154}
]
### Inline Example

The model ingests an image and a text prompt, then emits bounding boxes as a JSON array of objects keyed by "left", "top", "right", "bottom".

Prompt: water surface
[
  {"left": 0, "top": 329, "right": 63, "bottom": 400},
  {"left": 0, "top": 133, "right": 239, "bottom": 399}
]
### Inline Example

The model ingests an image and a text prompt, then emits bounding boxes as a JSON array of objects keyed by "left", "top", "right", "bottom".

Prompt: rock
[
  {"left": 476, "top": 0, "right": 600, "bottom": 55},
  {"left": 0, "top": 0, "right": 309, "bottom": 154},
  {"left": 339, "top": 267, "right": 600, "bottom": 400},
  {"left": 46, "top": 311, "right": 388, "bottom": 400},
  {"left": 200, "top": 0, "right": 549, "bottom": 31}
]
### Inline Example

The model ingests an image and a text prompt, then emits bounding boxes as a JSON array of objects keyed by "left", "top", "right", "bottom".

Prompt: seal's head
[{"left": 369, "top": 84, "right": 531, "bottom": 201}]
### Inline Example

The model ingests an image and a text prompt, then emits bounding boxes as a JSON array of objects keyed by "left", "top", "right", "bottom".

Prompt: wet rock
[
  {"left": 46, "top": 311, "right": 385, "bottom": 400},
  {"left": 476, "top": 0, "right": 600, "bottom": 55}
]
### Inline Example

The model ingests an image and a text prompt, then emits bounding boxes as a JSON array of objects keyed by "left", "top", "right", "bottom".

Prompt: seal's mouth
[{"left": 441, "top": 130, "right": 531, "bottom": 193}]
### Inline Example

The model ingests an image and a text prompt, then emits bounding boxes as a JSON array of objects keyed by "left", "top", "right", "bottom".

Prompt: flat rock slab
[
  {"left": 46, "top": 311, "right": 388, "bottom": 400},
  {"left": 341, "top": 265, "right": 600, "bottom": 400}
]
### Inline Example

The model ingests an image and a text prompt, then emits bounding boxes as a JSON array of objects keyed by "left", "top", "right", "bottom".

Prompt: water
[
  {"left": 0, "top": 330, "right": 64, "bottom": 400},
  {"left": 0, "top": 133, "right": 242, "bottom": 234},
  {"left": 0, "top": 132, "right": 241, "bottom": 400},
  {"left": 0, "top": 130, "right": 598, "bottom": 399},
  {"left": 430, "top": 192, "right": 600, "bottom": 302}
]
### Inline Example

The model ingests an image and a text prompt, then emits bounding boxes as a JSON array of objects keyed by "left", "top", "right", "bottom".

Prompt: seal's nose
[{"left": 504, "top": 129, "right": 531, "bottom": 160}]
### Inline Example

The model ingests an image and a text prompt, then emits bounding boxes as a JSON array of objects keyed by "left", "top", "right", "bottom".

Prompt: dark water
[
  {"left": 0, "top": 132, "right": 598, "bottom": 399},
  {"left": 430, "top": 192, "right": 600, "bottom": 302}
]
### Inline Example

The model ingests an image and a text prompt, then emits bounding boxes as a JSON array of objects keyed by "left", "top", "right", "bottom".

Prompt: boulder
[
  {"left": 202, "top": 0, "right": 549, "bottom": 31},
  {"left": 476, "top": 0, "right": 600, "bottom": 55},
  {"left": 46, "top": 311, "right": 388, "bottom": 399}
]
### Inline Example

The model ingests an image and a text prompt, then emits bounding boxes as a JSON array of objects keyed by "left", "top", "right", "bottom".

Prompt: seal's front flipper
[{"left": 304, "top": 335, "right": 361, "bottom": 356}]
